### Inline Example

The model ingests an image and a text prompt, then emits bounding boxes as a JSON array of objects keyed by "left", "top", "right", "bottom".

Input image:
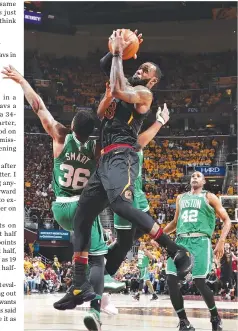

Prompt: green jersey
[
  {"left": 177, "top": 190, "right": 216, "bottom": 238},
  {"left": 137, "top": 249, "right": 150, "bottom": 268},
  {"left": 134, "top": 150, "right": 144, "bottom": 197},
  {"left": 53, "top": 133, "right": 96, "bottom": 198}
]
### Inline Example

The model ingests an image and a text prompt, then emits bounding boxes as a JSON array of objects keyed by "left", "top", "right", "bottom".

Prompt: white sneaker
[{"left": 101, "top": 293, "right": 118, "bottom": 315}]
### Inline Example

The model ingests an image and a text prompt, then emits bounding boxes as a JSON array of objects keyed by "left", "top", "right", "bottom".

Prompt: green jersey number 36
[
  {"left": 59, "top": 164, "right": 90, "bottom": 189},
  {"left": 181, "top": 210, "right": 198, "bottom": 223}
]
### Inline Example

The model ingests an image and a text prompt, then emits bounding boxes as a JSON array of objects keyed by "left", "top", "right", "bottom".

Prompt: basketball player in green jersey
[
  {"left": 2, "top": 66, "right": 105, "bottom": 331},
  {"left": 133, "top": 242, "right": 158, "bottom": 301},
  {"left": 163, "top": 172, "right": 231, "bottom": 331}
]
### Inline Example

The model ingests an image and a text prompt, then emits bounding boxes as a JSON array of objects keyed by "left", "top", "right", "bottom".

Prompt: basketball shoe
[{"left": 84, "top": 308, "right": 102, "bottom": 331}]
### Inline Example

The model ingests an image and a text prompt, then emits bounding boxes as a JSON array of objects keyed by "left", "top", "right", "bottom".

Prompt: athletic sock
[
  {"left": 91, "top": 298, "right": 101, "bottom": 314},
  {"left": 209, "top": 306, "right": 219, "bottom": 317},
  {"left": 73, "top": 262, "right": 87, "bottom": 288},
  {"left": 153, "top": 230, "right": 180, "bottom": 257},
  {"left": 176, "top": 308, "right": 188, "bottom": 320},
  {"left": 194, "top": 279, "right": 218, "bottom": 318}
]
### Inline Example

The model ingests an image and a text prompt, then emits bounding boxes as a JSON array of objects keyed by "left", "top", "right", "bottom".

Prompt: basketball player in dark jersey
[{"left": 54, "top": 29, "right": 193, "bottom": 310}]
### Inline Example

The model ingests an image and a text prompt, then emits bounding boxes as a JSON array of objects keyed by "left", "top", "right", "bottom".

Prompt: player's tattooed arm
[
  {"left": 109, "top": 30, "right": 152, "bottom": 112},
  {"left": 163, "top": 195, "right": 181, "bottom": 235},
  {"left": 1, "top": 65, "right": 68, "bottom": 142},
  {"left": 109, "top": 53, "right": 152, "bottom": 112},
  {"left": 110, "top": 54, "right": 126, "bottom": 93}
]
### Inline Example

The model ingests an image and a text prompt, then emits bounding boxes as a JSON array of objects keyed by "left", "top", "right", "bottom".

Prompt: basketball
[{"left": 108, "top": 29, "right": 140, "bottom": 60}]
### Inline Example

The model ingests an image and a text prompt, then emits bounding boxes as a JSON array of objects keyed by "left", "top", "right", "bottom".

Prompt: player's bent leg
[
  {"left": 167, "top": 274, "right": 195, "bottom": 331},
  {"left": 52, "top": 200, "right": 77, "bottom": 231},
  {"left": 54, "top": 173, "right": 109, "bottom": 311},
  {"left": 194, "top": 278, "right": 222, "bottom": 331},
  {"left": 132, "top": 212, "right": 150, "bottom": 242},
  {"left": 110, "top": 196, "right": 193, "bottom": 278},
  {"left": 104, "top": 198, "right": 146, "bottom": 292}
]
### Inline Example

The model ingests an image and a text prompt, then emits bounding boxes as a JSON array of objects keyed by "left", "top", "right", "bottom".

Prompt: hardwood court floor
[{"left": 24, "top": 293, "right": 238, "bottom": 331}]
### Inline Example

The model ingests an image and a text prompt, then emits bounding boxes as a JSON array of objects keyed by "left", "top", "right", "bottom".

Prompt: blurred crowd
[
  {"left": 25, "top": 50, "right": 236, "bottom": 111},
  {"left": 24, "top": 134, "right": 55, "bottom": 229},
  {"left": 24, "top": 251, "right": 73, "bottom": 295}
]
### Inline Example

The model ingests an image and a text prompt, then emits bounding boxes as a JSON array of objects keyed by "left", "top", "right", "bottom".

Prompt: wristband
[{"left": 112, "top": 53, "right": 122, "bottom": 58}]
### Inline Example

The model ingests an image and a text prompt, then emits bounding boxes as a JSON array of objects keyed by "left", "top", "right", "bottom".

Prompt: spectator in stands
[{"left": 24, "top": 239, "right": 30, "bottom": 255}]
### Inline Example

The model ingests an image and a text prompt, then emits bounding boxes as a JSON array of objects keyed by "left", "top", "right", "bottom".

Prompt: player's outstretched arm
[
  {"left": 138, "top": 104, "right": 170, "bottom": 148},
  {"left": 208, "top": 193, "right": 231, "bottom": 260},
  {"left": 97, "top": 82, "right": 113, "bottom": 119},
  {"left": 1, "top": 65, "right": 67, "bottom": 142},
  {"left": 109, "top": 30, "right": 152, "bottom": 113},
  {"left": 163, "top": 195, "right": 181, "bottom": 235}
]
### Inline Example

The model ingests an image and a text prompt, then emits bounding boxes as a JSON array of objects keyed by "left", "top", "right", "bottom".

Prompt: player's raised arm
[
  {"left": 109, "top": 30, "right": 153, "bottom": 114},
  {"left": 97, "top": 82, "right": 113, "bottom": 119},
  {"left": 1, "top": 65, "right": 67, "bottom": 142},
  {"left": 207, "top": 193, "right": 231, "bottom": 260},
  {"left": 137, "top": 104, "right": 170, "bottom": 148},
  {"left": 163, "top": 195, "right": 181, "bottom": 235},
  {"left": 100, "top": 30, "right": 143, "bottom": 76}
]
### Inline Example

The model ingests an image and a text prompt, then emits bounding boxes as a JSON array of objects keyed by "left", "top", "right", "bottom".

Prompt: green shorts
[
  {"left": 114, "top": 191, "right": 149, "bottom": 230},
  {"left": 166, "top": 236, "right": 213, "bottom": 279},
  {"left": 138, "top": 267, "right": 150, "bottom": 281},
  {"left": 52, "top": 200, "right": 108, "bottom": 256}
]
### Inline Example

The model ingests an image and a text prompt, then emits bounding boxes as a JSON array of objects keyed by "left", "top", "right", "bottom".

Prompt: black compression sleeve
[{"left": 100, "top": 52, "right": 113, "bottom": 77}]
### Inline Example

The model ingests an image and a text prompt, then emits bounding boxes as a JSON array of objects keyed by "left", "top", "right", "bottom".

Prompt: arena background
[{"left": 23, "top": 0, "right": 237, "bottom": 294}]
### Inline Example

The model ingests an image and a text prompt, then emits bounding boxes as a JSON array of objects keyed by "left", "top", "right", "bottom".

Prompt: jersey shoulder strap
[{"left": 64, "top": 133, "right": 72, "bottom": 147}]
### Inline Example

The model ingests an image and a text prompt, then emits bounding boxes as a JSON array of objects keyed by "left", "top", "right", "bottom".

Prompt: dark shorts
[{"left": 83, "top": 147, "right": 139, "bottom": 204}]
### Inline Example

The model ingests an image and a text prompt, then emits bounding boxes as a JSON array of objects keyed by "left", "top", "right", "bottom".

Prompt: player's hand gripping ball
[{"left": 108, "top": 29, "right": 143, "bottom": 60}]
